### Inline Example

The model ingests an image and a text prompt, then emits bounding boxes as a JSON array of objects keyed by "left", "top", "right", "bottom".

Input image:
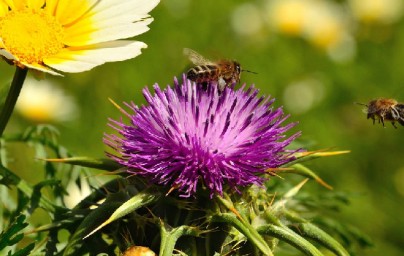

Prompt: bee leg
[
  {"left": 201, "top": 82, "right": 208, "bottom": 91},
  {"left": 218, "top": 77, "right": 226, "bottom": 92},
  {"left": 381, "top": 118, "right": 385, "bottom": 127},
  {"left": 392, "top": 122, "right": 397, "bottom": 129},
  {"left": 399, "top": 118, "right": 404, "bottom": 126}
]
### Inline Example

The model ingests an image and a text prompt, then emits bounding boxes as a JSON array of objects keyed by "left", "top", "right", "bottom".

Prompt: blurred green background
[{"left": 1, "top": 0, "right": 404, "bottom": 255}]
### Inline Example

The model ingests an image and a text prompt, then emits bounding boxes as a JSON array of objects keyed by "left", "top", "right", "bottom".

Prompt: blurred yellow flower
[
  {"left": 15, "top": 78, "right": 78, "bottom": 122},
  {"left": 303, "top": 5, "right": 347, "bottom": 50},
  {"left": 349, "top": 0, "right": 404, "bottom": 24},
  {"left": 0, "top": 0, "right": 159, "bottom": 75},
  {"left": 266, "top": 0, "right": 308, "bottom": 36},
  {"left": 266, "top": 0, "right": 350, "bottom": 50}
]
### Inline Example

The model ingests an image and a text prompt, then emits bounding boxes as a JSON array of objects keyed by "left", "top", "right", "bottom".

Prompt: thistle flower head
[{"left": 105, "top": 76, "right": 301, "bottom": 197}]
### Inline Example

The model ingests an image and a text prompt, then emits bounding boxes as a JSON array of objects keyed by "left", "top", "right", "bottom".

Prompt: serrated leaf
[
  {"left": 30, "top": 179, "right": 61, "bottom": 213},
  {"left": 0, "top": 215, "right": 33, "bottom": 255},
  {"left": 10, "top": 242, "right": 35, "bottom": 256},
  {"left": 0, "top": 163, "right": 20, "bottom": 187}
]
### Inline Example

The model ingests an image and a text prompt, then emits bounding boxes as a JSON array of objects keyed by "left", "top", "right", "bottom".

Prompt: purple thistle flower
[{"left": 104, "top": 75, "right": 301, "bottom": 197}]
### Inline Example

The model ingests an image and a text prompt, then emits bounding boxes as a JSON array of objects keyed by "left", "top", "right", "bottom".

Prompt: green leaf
[
  {"left": 0, "top": 164, "right": 56, "bottom": 213},
  {"left": 63, "top": 191, "right": 129, "bottom": 256},
  {"left": 211, "top": 213, "right": 273, "bottom": 256},
  {"left": 294, "top": 223, "right": 350, "bottom": 256},
  {"left": 0, "top": 215, "right": 34, "bottom": 256},
  {"left": 0, "top": 163, "right": 20, "bottom": 187},
  {"left": 10, "top": 243, "right": 35, "bottom": 256},
  {"left": 159, "top": 220, "right": 204, "bottom": 256},
  {"left": 279, "top": 163, "right": 333, "bottom": 190},
  {"left": 30, "top": 179, "right": 61, "bottom": 213},
  {"left": 84, "top": 187, "right": 162, "bottom": 239}
]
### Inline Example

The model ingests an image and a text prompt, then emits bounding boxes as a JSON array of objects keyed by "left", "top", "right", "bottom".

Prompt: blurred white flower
[
  {"left": 63, "top": 175, "right": 92, "bottom": 209},
  {"left": 283, "top": 77, "right": 326, "bottom": 114},
  {"left": 15, "top": 78, "right": 78, "bottom": 122},
  {"left": 231, "top": 3, "right": 264, "bottom": 37},
  {"left": 349, "top": 0, "right": 404, "bottom": 25}
]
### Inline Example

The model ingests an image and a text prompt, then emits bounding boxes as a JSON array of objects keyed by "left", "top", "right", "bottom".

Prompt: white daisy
[
  {"left": 0, "top": 0, "right": 160, "bottom": 75},
  {"left": 15, "top": 77, "right": 78, "bottom": 122}
]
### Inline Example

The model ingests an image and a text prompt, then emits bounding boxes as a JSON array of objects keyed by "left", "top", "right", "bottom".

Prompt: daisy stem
[{"left": 0, "top": 67, "right": 28, "bottom": 137}]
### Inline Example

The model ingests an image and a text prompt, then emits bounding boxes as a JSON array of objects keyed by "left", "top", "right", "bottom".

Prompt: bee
[
  {"left": 356, "top": 98, "right": 404, "bottom": 128},
  {"left": 184, "top": 48, "right": 255, "bottom": 91}
]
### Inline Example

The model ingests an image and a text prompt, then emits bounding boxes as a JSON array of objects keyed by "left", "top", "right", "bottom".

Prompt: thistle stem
[{"left": 0, "top": 67, "right": 28, "bottom": 137}]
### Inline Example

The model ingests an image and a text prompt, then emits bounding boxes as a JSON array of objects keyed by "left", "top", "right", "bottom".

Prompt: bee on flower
[{"left": 104, "top": 75, "right": 301, "bottom": 197}]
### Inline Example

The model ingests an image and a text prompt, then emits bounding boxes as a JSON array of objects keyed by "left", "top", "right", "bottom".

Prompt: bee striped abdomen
[{"left": 187, "top": 65, "right": 219, "bottom": 82}]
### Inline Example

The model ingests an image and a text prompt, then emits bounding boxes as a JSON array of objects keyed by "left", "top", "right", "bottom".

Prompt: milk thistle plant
[{"left": 0, "top": 1, "right": 369, "bottom": 256}]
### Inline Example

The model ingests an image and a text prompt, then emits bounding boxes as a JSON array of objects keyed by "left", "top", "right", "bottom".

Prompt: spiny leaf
[
  {"left": 294, "top": 223, "right": 350, "bottom": 256},
  {"left": 272, "top": 179, "right": 308, "bottom": 211},
  {"left": 83, "top": 188, "right": 162, "bottom": 239},
  {"left": 211, "top": 213, "right": 273, "bottom": 256},
  {"left": 286, "top": 150, "right": 350, "bottom": 167},
  {"left": 280, "top": 164, "right": 333, "bottom": 190},
  {"left": 63, "top": 191, "right": 129, "bottom": 256},
  {"left": 257, "top": 223, "right": 324, "bottom": 256},
  {"left": 159, "top": 220, "right": 204, "bottom": 256}
]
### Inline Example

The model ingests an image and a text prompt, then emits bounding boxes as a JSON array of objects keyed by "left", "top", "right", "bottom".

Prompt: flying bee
[
  {"left": 356, "top": 98, "right": 404, "bottom": 128},
  {"left": 183, "top": 48, "right": 255, "bottom": 91}
]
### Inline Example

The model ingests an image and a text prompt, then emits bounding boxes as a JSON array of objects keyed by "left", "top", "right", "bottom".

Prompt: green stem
[
  {"left": 211, "top": 213, "right": 273, "bottom": 256},
  {"left": 159, "top": 222, "right": 199, "bottom": 256},
  {"left": 0, "top": 67, "right": 28, "bottom": 137},
  {"left": 257, "top": 224, "right": 324, "bottom": 256}
]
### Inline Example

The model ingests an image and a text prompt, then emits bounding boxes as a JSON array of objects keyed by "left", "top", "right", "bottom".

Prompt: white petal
[
  {"left": 43, "top": 41, "right": 147, "bottom": 73},
  {"left": 0, "top": 49, "right": 17, "bottom": 60},
  {"left": 24, "top": 63, "right": 63, "bottom": 76},
  {"left": 64, "top": 0, "right": 159, "bottom": 45},
  {"left": 91, "top": 0, "right": 160, "bottom": 17},
  {"left": 65, "top": 18, "right": 153, "bottom": 46},
  {"left": 47, "top": 0, "right": 101, "bottom": 25}
]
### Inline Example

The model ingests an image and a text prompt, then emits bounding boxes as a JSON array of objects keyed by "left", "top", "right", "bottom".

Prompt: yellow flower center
[{"left": 0, "top": 8, "right": 65, "bottom": 64}]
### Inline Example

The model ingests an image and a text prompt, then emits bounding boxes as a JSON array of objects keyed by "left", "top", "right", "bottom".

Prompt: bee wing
[{"left": 183, "top": 48, "right": 214, "bottom": 65}]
